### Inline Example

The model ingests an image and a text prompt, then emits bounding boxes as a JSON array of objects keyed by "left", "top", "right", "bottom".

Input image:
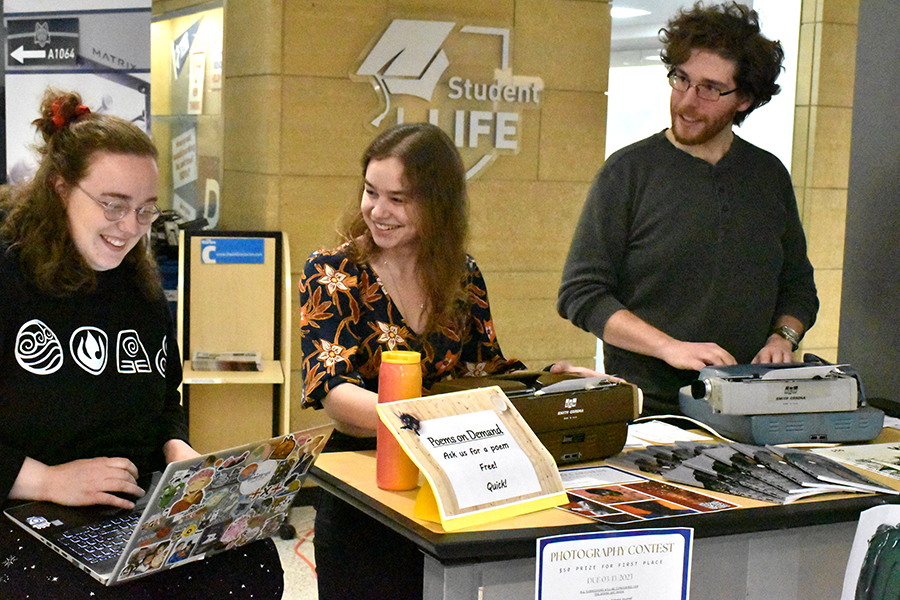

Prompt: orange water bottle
[{"left": 376, "top": 350, "right": 422, "bottom": 490}]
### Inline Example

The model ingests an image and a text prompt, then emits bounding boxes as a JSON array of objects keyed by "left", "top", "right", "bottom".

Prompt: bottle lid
[{"left": 381, "top": 350, "right": 421, "bottom": 364}]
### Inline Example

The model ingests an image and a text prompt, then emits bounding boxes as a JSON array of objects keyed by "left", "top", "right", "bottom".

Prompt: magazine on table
[
  {"left": 607, "top": 442, "right": 896, "bottom": 505},
  {"left": 812, "top": 443, "right": 900, "bottom": 481},
  {"left": 557, "top": 465, "right": 739, "bottom": 525}
]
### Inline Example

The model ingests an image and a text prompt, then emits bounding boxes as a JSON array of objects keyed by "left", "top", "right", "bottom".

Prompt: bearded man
[{"left": 558, "top": 2, "right": 818, "bottom": 415}]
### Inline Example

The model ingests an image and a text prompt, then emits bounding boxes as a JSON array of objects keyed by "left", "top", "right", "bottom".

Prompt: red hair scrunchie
[
  {"left": 50, "top": 98, "right": 66, "bottom": 130},
  {"left": 50, "top": 99, "right": 91, "bottom": 131}
]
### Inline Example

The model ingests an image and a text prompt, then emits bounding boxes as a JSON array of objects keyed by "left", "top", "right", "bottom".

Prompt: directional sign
[{"left": 6, "top": 18, "right": 79, "bottom": 67}]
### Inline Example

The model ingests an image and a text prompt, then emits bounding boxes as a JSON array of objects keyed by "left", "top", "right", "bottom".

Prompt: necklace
[{"left": 378, "top": 258, "right": 427, "bottom": 333}]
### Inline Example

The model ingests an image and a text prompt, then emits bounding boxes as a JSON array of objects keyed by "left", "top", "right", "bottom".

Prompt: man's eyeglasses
[
  {"left": 668, "top": 70, "right": 739, "bottom": 102},
  {"left": 77, "top": 184, "right": 161, "bottom": 225}
]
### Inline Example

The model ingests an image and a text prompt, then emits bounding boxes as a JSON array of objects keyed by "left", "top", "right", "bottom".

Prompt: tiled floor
[{"left": 274, "top": 505, "right": 318, "bottom": 600}]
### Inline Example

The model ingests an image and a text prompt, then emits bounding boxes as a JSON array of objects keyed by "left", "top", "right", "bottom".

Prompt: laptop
[{"left": 4, "top": 424, "right": 332, "bottom": 586}]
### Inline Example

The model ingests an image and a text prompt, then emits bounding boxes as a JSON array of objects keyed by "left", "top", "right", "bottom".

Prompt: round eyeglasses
[
  {"left": 77, "top": 184, "right": 161, "bottom": 225},
  {"left": 667, "top": 70, "right": 738, "bottom": 102}
]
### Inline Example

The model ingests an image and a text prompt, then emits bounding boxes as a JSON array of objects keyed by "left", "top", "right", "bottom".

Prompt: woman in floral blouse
[
  {"left": 299, "top": 123, "right": 597, "bottom": 600},
  {"left": 299, "top": 122, "right": 530, "bottom": 439}
]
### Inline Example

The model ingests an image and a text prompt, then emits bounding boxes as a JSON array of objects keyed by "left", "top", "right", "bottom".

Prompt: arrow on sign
[{"left": 11, "top": 46, "right": 47, "bottom": 64}]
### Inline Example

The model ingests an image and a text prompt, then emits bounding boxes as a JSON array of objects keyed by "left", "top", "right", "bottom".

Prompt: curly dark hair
[
  {"left": 0, "top": 88, "right": 161, "bottom": 298},
  {"left": 659, "top": 1, "right": 785, "bottom": 125}
]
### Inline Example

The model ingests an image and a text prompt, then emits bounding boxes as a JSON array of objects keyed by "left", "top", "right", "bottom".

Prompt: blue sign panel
[{"left": 200, "top": 238, "right": 265, "bottom": 264}]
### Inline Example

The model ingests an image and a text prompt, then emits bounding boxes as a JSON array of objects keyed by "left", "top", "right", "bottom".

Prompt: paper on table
[
  {"left": 883, "top": 415, "right": 900, "bottom": 431},
  {"left": 558, "top": 465, "right": 646, "bottom": 490},
  {"left": 626, "top": 421, "right": 714, "bottom": 447}
]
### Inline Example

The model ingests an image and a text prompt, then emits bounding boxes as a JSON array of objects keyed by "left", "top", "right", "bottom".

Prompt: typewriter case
[{"left": 428, "top": 372, "right": 639, "bottom": 464}]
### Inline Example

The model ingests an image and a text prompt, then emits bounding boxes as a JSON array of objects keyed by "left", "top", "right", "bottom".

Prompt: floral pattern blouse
[{"left": 299, "top": 246, "right": 526, "bottom": 409}]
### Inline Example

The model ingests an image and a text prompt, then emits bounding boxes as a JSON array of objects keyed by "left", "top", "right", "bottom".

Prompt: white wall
[
  {"left": 605, "top": 0, "right": 801, "bottom": 169},
  {"left": 598, "top": 0, "right": 802, "bottom": 370}
]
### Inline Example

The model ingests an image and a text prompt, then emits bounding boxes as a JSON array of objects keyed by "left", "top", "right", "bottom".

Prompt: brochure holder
[
  {"left": 177, "top": 230, "right": 290, "bottom": 452},
  {"left": 376, "top": 386, "right": 567, "bottom": 531}
]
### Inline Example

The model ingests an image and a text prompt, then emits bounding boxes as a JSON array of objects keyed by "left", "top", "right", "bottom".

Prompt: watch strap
[{"left": 771, "top": 325, "right": 802, "bottom": 351}]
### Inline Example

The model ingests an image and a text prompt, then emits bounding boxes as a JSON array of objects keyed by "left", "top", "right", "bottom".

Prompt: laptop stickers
[
  {"left": 117, "top": 428, "right": 330, "bottom": 582},
  {"left": 4, "top": 424, "right": 332, "bottom": 586}
]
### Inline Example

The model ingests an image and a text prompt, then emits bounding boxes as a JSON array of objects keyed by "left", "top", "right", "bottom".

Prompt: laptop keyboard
[{"left": 58, "top": 512, "right": 141, "bottom": 564}]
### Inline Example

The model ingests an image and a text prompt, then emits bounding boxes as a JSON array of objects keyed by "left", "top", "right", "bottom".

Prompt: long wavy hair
[
  {"left": 659, "top": 1, "right": 785, "bottom": 126},
  {"left": 339, "top": 123, "right": 469, "bottom": 336},
  {"left": 0, "top": 88, "right": 162, "bottom": 299}
]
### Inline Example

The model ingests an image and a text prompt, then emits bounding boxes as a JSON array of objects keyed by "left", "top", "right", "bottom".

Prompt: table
[{"left": 309, "top": 439, "right": 900, "bottom": 600}]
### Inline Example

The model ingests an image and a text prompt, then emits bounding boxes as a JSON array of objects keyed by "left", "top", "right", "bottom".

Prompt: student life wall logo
[{"left": 356, "top": 20, "right": 544, "bottom": 179}]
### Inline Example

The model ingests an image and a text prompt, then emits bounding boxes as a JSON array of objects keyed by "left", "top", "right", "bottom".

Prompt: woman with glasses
[{"left": 0, "top": 89, "right": 284, "bottom": 598}]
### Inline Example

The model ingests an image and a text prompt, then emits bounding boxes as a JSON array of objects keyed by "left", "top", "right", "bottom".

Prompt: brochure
[
  {"left": 608, "top": 442, "right": 896, "bottom": 504},
  {"left": 813, "top": 443, "right": 900, "bottom": 481},
  {"left": 557, "top": 465, "right": 738, "bottom": 525},
  {"left": 191, "top": 351, "right": 262, "bottom": 371}
]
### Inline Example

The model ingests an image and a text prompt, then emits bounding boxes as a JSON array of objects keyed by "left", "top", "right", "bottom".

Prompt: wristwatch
[{"left": 771, "top": 325, "right": 802, "bottom": 351}]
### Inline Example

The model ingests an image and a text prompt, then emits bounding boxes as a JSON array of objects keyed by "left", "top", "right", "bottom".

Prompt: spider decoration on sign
[{"left": 397, "top": 412, "right": 421, "bottom": 436}]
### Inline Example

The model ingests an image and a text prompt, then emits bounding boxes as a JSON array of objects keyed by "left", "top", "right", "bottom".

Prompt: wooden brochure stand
[
  {"left": 377, "top": 386, "right": 567, "bottom": 531},
  {"left": 176, "top": 230, "right": 291, "bottom": 452}
]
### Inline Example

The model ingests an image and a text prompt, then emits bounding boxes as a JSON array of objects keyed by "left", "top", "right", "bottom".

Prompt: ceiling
[{"left": 609, "top": 0, "right": 691, "bottom": 66}]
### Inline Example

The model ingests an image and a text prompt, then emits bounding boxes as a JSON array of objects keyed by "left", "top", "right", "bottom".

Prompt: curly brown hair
[
  {"left": 0, "top": 88, "right": 162, "bottom": 299},
  {"left": 659, "top": 2, "right": 785, "bottom": 126},
  {"left": 339, "top": 123, "right": 469, "bottom": 336}
]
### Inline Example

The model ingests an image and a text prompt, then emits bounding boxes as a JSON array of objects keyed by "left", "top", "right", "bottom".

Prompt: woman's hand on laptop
[{"left": 10, "top": 456, "right": 144, "bottom": 510}]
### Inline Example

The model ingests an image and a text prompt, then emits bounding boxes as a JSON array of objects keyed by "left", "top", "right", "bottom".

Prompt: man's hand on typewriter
[
  {"left": 752, "top": 334, "right": 795, "bottom": 364},
  {"left": 659, "top": 340, "right": 737, "bottom": 372}
]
